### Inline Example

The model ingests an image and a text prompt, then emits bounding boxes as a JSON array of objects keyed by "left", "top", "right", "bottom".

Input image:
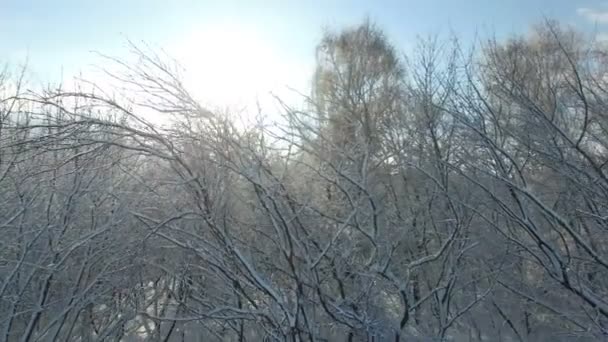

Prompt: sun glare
[{"left": 169, "top": 24, "right": 310, "bottom": 114}]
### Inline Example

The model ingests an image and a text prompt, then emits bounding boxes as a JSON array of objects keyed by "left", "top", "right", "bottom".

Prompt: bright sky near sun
[{"left": 1, "top": 0, "right": 608, "bottom": 113}]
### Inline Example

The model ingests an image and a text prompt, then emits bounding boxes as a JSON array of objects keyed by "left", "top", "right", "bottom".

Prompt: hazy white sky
[{"left": 2, "top": 0, "right": 608, "bottom": 112}]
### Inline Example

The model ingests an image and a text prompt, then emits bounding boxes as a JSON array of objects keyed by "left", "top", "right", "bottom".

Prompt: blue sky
[{"left": 1, "top": 0, "right": 607, "bottom": 107}]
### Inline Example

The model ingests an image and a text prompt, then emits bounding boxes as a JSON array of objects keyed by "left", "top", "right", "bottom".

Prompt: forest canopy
[{"left": 1, "top": 19, "right": 608, "bottom": 341}]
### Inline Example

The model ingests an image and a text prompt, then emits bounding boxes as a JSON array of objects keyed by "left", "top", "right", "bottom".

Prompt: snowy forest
[{"left": 1, "top": 19, "right": 608, "bottom": 341}]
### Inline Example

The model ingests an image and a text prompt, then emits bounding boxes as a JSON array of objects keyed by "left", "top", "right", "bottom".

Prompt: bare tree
[{"left": 2, "top": 18, "right": 608, "bottom": 342}]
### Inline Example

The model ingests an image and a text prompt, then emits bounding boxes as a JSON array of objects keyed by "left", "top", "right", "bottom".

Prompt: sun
[{"left": 169, "top": 24, "right": 309, "bottom": 113}]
